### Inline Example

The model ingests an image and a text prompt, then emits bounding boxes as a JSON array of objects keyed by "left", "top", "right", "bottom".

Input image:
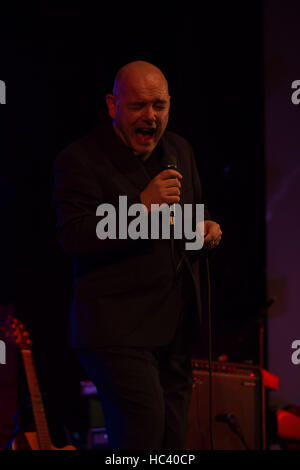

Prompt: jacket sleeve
[{"left": 52, "top": 145, "right": 144, "bottom": 259}]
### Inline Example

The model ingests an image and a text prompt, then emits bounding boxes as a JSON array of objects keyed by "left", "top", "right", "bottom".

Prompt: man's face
[{"left": 106, "top": 74, "right": 170, "bottom": 159}]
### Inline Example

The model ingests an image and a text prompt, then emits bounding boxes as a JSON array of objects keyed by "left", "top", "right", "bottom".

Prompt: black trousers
[{"left": 77, "top": 310, "right": 196, "bottom": 450}]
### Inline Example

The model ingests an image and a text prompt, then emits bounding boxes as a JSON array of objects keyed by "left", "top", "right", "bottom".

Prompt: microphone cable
[
  {"left": 161, "top": 151, "right": 215, "bottom": 449},
  {"left": 170, "top": 209, "right": 178, "bottom": 277},
  {"left": 205, "top": 255, "right": 214, "bottom": 451},
  {"left": 161, "top": 154, "right": 178, "bottom": 278},
  {"left": 178, "top": 249, "right": 215, "bottom": 450}
]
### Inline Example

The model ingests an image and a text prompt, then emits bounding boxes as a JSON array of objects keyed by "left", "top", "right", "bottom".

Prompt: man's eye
[
  {"left": 154, "top": 103, "right": 168, "bottom": 110},
  {"left": 129, "top": 104, "right": 143, "bottom": 110}
]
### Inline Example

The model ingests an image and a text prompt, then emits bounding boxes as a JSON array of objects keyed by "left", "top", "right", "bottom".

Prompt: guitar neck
[{"left": 21, "top": 349, "right": 53, "bottom": 450}]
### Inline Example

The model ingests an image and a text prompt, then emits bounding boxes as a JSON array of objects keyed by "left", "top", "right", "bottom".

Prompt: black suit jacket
[{"left": 53, "top": 121, "right": 210, "bottom": 348}]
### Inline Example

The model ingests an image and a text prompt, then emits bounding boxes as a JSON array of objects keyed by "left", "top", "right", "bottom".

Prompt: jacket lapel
[
  {"left": 89, "top": 121, "right": 151, "bottom": 194},
  {"left": 87, "top": 121, "right": 183, "bottom": 196}
]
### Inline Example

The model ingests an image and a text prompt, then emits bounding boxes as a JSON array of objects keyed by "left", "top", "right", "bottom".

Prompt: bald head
[
  {"left": 113, "top": 61, "right": 169, "bottom": 101},
  {"left": 106, "top": 60, "right": 171, "bottom": 159}
]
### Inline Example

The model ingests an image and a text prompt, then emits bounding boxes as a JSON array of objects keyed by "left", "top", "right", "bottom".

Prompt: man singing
[{"left": 53, "top": 60, "right": 222, "bottom": 449}]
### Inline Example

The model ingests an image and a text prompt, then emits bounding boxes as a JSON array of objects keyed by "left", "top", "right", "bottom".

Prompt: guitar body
[{"left": 12, "top": 432, "right": 76, "bottom": 450}]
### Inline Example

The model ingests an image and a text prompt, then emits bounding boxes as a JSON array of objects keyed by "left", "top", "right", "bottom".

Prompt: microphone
[
  {"left": 161, "top": 154, "right": 178, "bottom": 225},
  {"left": 162, "top": 154, "right": 177, "bottom": 171}
]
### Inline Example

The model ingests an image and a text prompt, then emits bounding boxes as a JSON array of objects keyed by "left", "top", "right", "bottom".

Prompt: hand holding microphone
[{"left": 140, "top": 168, "right": 182, "bottom": 213}]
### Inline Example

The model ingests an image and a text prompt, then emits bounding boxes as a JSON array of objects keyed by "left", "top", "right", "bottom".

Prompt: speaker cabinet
[{"left": 185, "top": 360, "right": 263, "bottom": 450}]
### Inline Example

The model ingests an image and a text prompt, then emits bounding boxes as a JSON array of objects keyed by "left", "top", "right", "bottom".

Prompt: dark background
[{"left": 0, "top": 2, "right": 264, "bottom": 444}]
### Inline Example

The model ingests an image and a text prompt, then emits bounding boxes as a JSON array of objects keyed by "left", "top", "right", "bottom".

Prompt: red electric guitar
[{"left": 2, "top": 315, "right": 76, "bottom": 450}]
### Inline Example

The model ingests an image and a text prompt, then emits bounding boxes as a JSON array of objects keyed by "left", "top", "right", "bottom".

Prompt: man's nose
[{"left": 142, "top": 106, "right": 156, "bottom": 122}]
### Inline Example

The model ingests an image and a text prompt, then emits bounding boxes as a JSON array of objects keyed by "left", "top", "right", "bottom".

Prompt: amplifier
[{"left": 184, "top": 359, "right": 263, "bottom": 450}]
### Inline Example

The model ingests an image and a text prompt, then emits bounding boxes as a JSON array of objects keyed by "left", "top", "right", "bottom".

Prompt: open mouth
[
  {"left": 135, "top": 127, "right": 156, "bottom": 146},
  {"left": 136, "top": 127, "right": 156, "bottom": 137}
]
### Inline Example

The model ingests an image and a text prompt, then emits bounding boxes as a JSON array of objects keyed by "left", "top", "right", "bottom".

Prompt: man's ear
[{"left": 106, "top": 94, "right": 116, "bottom": 119}]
